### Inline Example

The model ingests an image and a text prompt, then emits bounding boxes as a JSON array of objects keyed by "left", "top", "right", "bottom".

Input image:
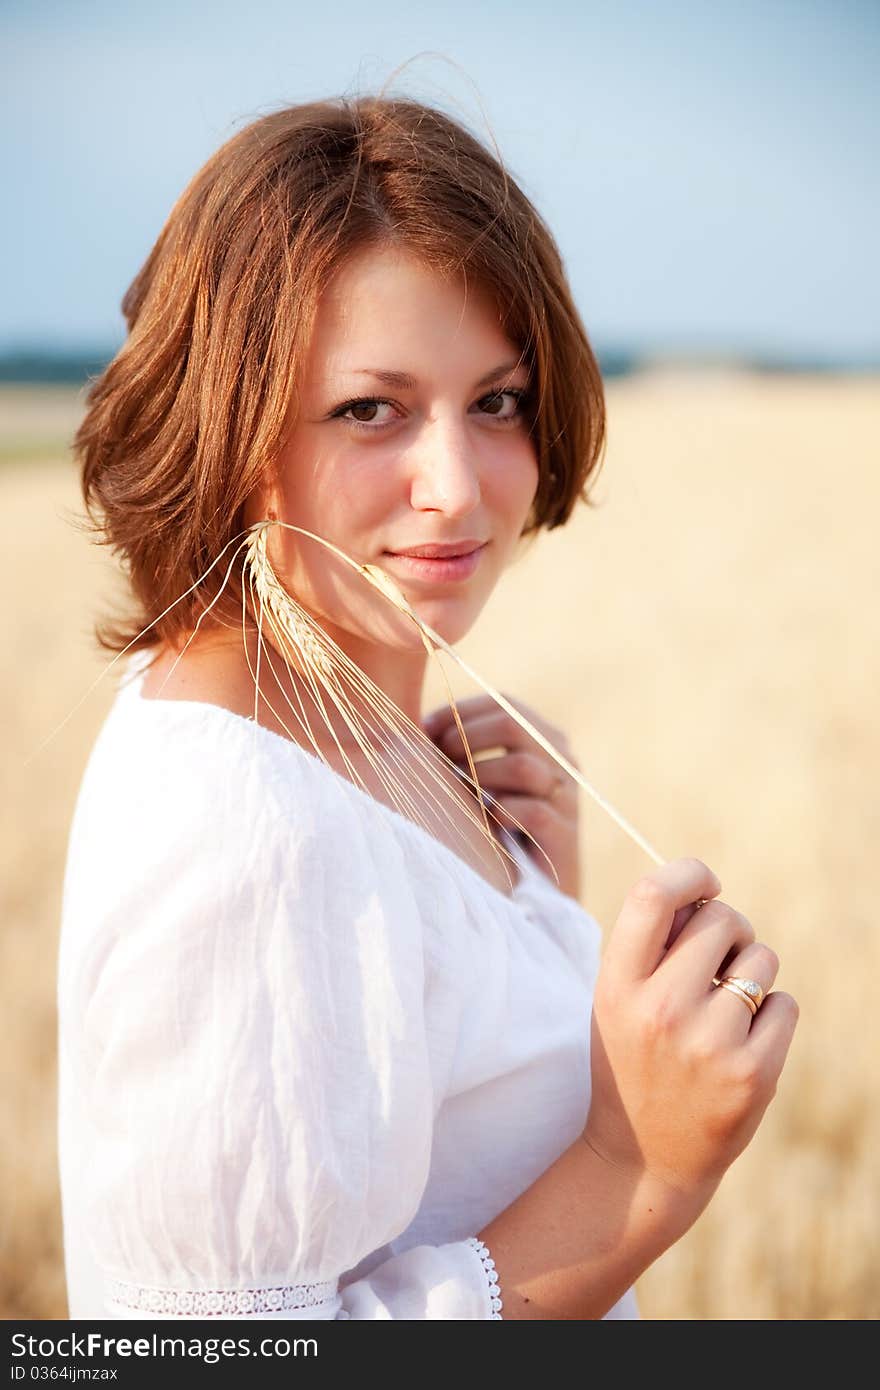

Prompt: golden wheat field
[{"left": 1, "top": 370, "right": 877, "bottom": 1320}]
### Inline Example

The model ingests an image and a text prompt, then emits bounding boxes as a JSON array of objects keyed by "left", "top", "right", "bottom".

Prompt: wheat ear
[
  {"left": 247, "top": 519, "right": 666, "bottom": 870},
  {"left": 29, "top": 517, "right": 666, "bottom": 878},
  {"left": 242, "top": 520, "right": 532, "bottom": 890}
]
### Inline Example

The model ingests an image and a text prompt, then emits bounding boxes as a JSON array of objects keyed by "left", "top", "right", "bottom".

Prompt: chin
[{"left": 412, "top": 599, "right": 482, "bottom": 645}]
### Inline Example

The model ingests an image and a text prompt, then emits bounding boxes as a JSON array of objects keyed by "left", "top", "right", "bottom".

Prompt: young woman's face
[{"left": 256, "top": 242, "right": 539, "bottom": 655}]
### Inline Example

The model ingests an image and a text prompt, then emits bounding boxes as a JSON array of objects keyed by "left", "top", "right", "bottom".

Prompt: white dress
[{"left": 56, "top": 649, "right": 640, "bottom": 1321}]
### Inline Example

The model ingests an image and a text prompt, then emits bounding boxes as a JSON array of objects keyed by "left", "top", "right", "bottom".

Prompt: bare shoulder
[{"left": 139, "top": 634, "right": 255, "bottom": 718}]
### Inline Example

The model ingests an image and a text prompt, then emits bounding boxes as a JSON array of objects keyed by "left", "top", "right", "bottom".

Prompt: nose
[{"left": 408, "top": 414, "right": 482, "bottom": 518}]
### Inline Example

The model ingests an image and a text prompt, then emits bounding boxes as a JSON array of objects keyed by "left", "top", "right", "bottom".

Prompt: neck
[{"left": 184, "top": 617, "right": 431, "bottom": 753}]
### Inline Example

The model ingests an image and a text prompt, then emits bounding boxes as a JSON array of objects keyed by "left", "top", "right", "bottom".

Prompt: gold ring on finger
[{"left": 711, "top": 975, "right": 764, "bottom": 1016}]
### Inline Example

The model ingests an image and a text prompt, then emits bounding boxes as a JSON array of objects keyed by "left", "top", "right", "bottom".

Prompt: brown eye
[
  {"left": 479, "top": 389, "right": 527, "bottom": 421},
  {"left": 331, "top": 398, "right": 399, "bottom": 431}
]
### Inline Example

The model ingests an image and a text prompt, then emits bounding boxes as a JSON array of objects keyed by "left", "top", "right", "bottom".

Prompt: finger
[
  {"left": 742, "top": 991, "right": 800, "bottom": 1076},
  {"left": 433, "top": 710, "right": 553, "bottom": 760},
  {"left": 463, "top": 749, "right": 560, "bottom": 799},
  {"left": 714, "top": 939, "right": 780, "bottom": 996},
  {"left": 666, "top": 901, "right": 701, "bottom": 949},
  {"left": 708, "top": 941, "right": 781, "bottom": 1041},
  {"left": 482, "top": 790, "right": 566, "bottom": 837},
  {"left": 486, "top": 793, "right": 565, "bottom": 879},
  {"left": 421, "top": 694, "right": 503, "bottom": 738},
  {"left": 655, "top": 899, "right": 756, "bottom": 998},
  {"left": 604, "top": 858, "right": 723, "bottom": 982},
  {"left": 422, "top": 694, "right": 551, "bottom": 744}
]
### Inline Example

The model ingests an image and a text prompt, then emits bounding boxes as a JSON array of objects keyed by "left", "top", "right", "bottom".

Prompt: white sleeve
[{"left": 74, "top": 738, "right": 504, "bottom": 1320}]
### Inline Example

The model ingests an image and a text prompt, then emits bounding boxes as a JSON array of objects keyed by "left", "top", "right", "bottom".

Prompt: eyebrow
[{"left": 349, "top": 360, "right": 529, "bottom": 391}]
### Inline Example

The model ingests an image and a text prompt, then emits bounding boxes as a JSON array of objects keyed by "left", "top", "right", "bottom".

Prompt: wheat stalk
[
  {"left": 254, "top": 519, "right": 666, "bottom": 868},
  {"left": 26, "top": 517, "right": 666, "bottom": 882},
  {"left": 241, "top": 520, "right": 531, "bottom": 889}
]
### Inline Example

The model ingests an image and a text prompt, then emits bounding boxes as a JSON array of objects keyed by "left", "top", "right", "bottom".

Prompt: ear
[
  {"left": 244, "top": 477, "right": 281, "bottom": 528},
  {"left": 264, "top": 473, "right": 284, "bottom": 525}
]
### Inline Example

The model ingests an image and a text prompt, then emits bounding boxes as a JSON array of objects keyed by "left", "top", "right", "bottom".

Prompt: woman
[{"left": 58, "top": 95, "right": 798, "bottom": 1320}]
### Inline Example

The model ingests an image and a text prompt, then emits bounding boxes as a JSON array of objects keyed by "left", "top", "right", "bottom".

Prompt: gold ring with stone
[{"left": 711, "top": 975, "right": 765, "bottom": 1015}]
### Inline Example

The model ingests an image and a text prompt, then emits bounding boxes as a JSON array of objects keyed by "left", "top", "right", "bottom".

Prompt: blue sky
[{"left": 3, "top": 0, "right": 878, "bottom": 360}]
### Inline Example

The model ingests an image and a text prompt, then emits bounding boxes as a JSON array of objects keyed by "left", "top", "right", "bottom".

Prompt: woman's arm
[
  {"left": 477, "top": 1133, "right": 698, "bottom": 1320},
  {"left": 480, "top": 855, "right": 799, "bottom": 1319}
]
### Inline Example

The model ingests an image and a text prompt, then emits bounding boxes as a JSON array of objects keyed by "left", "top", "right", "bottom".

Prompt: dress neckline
[{"left": 115, "top": 651, "right": 553, "bottom": 913}]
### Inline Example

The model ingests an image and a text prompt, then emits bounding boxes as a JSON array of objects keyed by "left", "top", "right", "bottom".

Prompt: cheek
[
  {"left": 501, "top": 442, "right": 540, "bottom": 518},
  {"left": 524, "top": 447, "right": 541, "bottom": 498},
  {"left": 277, "top": 445, "right": 391, "bottom": 528}
]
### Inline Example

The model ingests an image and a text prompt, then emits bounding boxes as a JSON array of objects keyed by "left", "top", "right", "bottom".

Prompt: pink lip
[
  {"left": 388, "top": 541, "right": 485, "bottom": 558},
  {"left": 381, "top": 543, "right": 487, "bottom": 583}
]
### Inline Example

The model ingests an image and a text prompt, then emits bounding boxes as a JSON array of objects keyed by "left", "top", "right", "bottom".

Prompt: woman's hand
[
  {"left": 420, "top": 694, "right": 583, "bottom": 898},
  {"left": 583, "top": 857, "right": 799, "bottom": 1222}
]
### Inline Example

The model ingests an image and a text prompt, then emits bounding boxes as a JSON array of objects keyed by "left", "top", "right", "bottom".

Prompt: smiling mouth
[{"left": 380, "top": 544, "right": 488, "bottom": 582}]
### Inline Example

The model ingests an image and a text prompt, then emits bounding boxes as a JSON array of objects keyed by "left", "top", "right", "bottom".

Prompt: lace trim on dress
[
  {"left": 106, "top": 1276, "right": 339, "bottom": 1317},
  {"left": 466, "top": 1236, "right": 503, "bottom": 1318}
]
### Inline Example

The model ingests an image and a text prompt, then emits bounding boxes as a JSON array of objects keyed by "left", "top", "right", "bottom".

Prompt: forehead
[{"left": 303, "top": 244, "right": 519, "bottom": 375}]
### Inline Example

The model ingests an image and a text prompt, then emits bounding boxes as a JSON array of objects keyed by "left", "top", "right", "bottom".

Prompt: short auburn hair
[{"left": 75, "top": 94, "right": 607, "bottom": 655}]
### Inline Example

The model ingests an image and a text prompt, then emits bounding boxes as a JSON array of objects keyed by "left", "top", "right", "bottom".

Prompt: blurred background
[{"left": 2, "top": 0, "right": 877, "bottom": 1319}]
